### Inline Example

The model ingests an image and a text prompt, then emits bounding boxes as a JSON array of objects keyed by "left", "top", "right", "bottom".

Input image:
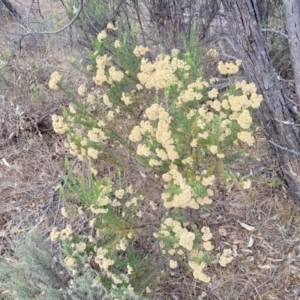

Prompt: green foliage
[
  {"left": 0, "top": 232, "right": 144, "bottom": 300},
  {"left": 48, "top": 25, "right": 263, "bottom": 297},
  {"left": 56, "top": 160, "right": 156, "bottom": 296},
  {"left": 67, "top": 0, "right": 114, "bottom": 38},
  {"left": 261, "top": 5, "right": 292, "bottom": 79},
  {"left": 30, "top": 83, "right": 44, "bottom": 103},
  {"left": 0, "top": 234, "right": 63, "bottom": 300}
]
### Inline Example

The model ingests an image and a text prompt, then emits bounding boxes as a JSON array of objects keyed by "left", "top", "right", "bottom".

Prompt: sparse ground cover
[{"left": 0, "top": 1, "right": 300, "bottom": 300}]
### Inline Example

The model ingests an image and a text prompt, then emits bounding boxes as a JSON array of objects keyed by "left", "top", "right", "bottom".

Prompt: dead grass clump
[{"left": 0, "top": 0, "right": 90, "bottom": 261}]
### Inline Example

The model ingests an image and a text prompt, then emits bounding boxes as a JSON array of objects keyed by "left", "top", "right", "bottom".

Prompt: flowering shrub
[{"left": 49, "top": 23, "right": 263, "bottom": 297}]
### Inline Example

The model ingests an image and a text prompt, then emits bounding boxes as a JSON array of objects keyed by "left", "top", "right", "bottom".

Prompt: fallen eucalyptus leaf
[
  {"left": 238, "top": 221, "right": 256, "bottom": 232},
  {"left": 247, "top": 236, "right": 254, "bottom": 247}
]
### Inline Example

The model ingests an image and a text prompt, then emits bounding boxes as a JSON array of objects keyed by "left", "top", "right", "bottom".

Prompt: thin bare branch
[
  {"left": 269, "top": 140, "right": 300, "bottom": 157},
  {"left": 261, "top": 28, "right": 288, "bottom": 39},
  {"left": 18, "top": 0, "right": 84, "bottom": 49}
]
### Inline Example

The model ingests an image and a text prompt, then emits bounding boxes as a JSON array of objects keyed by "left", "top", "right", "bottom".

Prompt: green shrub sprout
[{"left": 49, "top": 23, "right": 263, "bottom": 297}]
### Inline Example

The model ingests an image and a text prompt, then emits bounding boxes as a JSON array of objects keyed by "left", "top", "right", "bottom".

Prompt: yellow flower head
[
  {"left": 60, "top": 225, "right": 72, "bottom": 240},
  {"left": 52, "top": 114, "right": 68, "bottom": 134},
  {"left": 207, "top": 48, "right": 219, "bottom": 58},
  {"left": 169, "top": 260, "right": 178, "bottom": 269},
  {"left": 129, "top": 126, "right": 142, "bottom": 142},
  {"left": 107, "top": 22, "right": 117, "bottom": 30},
  {"left": 97, "top": 30, "right": 107, "bottom": 41},
  {"left": 237, "top": 110, "right": 252, "bottom": 129},
  {"left": 49, "top": 71, "right": 61, "bottom": 90},
  {"left": 76, "top": 242, "right": 86, "bottom": 253},
  {"left": 64, "top": 257, "right": 76, "bottom": 268},
  {"left": 209, "top": 145, "right": 218, "bottom": 154},
  {"left": 237, "top": 131, "right": 255, "bottom": 146},
  {"left": 78, "top": 84, "right": 86, "bottom": 96},
  {"left": 203, "top": 241, "right": 214, "bottom": 251},
  {"left": 242, "top": 179, "right": 251, "bottom": 189},
  {"left": 115, "top": 189, "right": 125, "bottom": 199},
  {"left": 208, "top": 88, "right": 218, "bottom": 99},
  {"left": 87, "top": 148, "right": 99, "bottom": 159},
  {"left": 61, "top": 207, "right": 68, "bottom": 218},
  {"left": 50, "top": 228, "right": 60, "bottom": 242},
  {"left": 171, "top": 49, "right": 179, "bottom": 57},
  {"left": 218, "top": 61, "right": 239, "bottom": 75},
  {"left": 133, "top": 45, "right": 149, "bottom": 57},
  {"left": 114, "top": 40, "right": 121, "bottom": 48}
]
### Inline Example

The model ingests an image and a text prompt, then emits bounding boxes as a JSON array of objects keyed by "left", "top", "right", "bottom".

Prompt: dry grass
[
  {"left": 0, "top": 3, "right": 300, "bottom": 300},
  {"left": 0, "top": 0, "right": 84, "bottom": 258}
]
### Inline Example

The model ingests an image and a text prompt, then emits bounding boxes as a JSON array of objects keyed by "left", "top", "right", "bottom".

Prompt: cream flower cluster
[
  {"left": 201, "top": 174, "right": 215, "bottom": 186},
  {"left": 97, "top": 30, "right": 107, "bottom": 41},
  {"left": 64, "top": 257, "right": 76, "bottom": 268},
  {"left": 93, "top": 54, "right": 112, "bottom": 85},
  {"left": 188, "top": 261, "right": 210, "bottom": 283},
  {"left": 121, "top": 92, "right": 132, "bottom": 106},
  {"left": 87, "top": 148, "right": 99, "bottom": 160},
  {"left": 237, "top": 131, "right": 255, "bottom": 146},
  {"left": 88, "top": 128, "right": 107, "bottom": 143},
  {"left": 78, "top": 84, "right": 86, "bottom": 96},
  {"left": 114, "top": 40, "right": 121, "bottom": 48},
  {"left": 116, "top": 237, "right": 127, "bottom": 251},
  {"left": 49, "top": 71, "right": 61, "bottom": 90},
  {"left": 103, "top": 94, "right": 113, "bottom": 108},
  {"left": 235, "top": 80, "right": 263, "bottom": 109},
  {"left": 214, "top": 83, "right": 260, "bottom": 146},
  {"left": 197, "top": 104, "right": 214, "bottom": 130},
  {"left": 89, "top": 193, "right": 112, "bottom": 214},
  {"left": 218, "top": 61, "right": 240, "bottom": 75},
  {"left": 129, "top": 125, "right": 142, "bottom": 142},
  {"left": 92, "top": 235, "right": 133, "bottom": 288},
  {"left": 223, "top": 79, "right": 262, "bottom": 114},
  {"left": 188, "top": 249, "right": 211, "bottom": 283},
  {"left": 86, "top": 93, "right": 95, "bottom": 104},
  {"left": 95, "top": 247, "right": 114, "bottom": 270},
  {"left": 208, "top": 88, "right": 218, "bottom": 99},
  {"left": 237, "top": 110, "right": 252, "bottom": 129},
  {"left": 161, "top": 167, "right": 215, "bottom": 209},
  {"left": 133, "top": 45, "right": 149, "bottom": 57},
  {"left": 159, "top": 220, "right": 213, "bottom": 283},
  {"left": 207, "top": 48, "right": 219, "bottom": 58},
  {"left": 90, "top": 204, "right": 108, "bottom": 215},
  {"left": 162, "top": 168, "right": 199, "bottom": 209},
  {"left": 50, "top": 225, "right": 73, "bottom": 242},
  {"left": 76, "top": 242, "right": 86, "bottom": 252},
  {"left": 93, "top": 53, "right": 124, "bottom": 86},
  {"left": 176, "top": 78, "right": 209, "bottom": 107},
  {"left": 52, "top": 114, "right": 68, "bottom": 134},
  {"left": 137, "top": 54, "right": 189, "bottom": 90},
  {"left": 242, "top": 179, "right": 251, "bottom": 189},
  {"left": 193, "top": 67, "right": 263, "bottom": 149},
  {"left": 63, "top": 140, "right": 80, "bottom": 158},
  {"left": 201, "top": 226, "right": 214, "bottom": 251},
  {"left": 130, "top": 104, "right": 179, "bottom": 163},
  {"left": 108, "top": 66, "right": 124, "bottom": 82},
  {"left": 217, "top": 119, "right": 232, "bottom": 142},
  {"left": 160, "top": 218, "right": 195, "bottom": 251},
  {"left": 107, "top": 22, "right": 117, "bottom": 30},
  {"left": 219, "top": 247, "right": 237, "bottom": 267},
  {"left": 155, "top": 120, "right": 178, "bottom": 161}
]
